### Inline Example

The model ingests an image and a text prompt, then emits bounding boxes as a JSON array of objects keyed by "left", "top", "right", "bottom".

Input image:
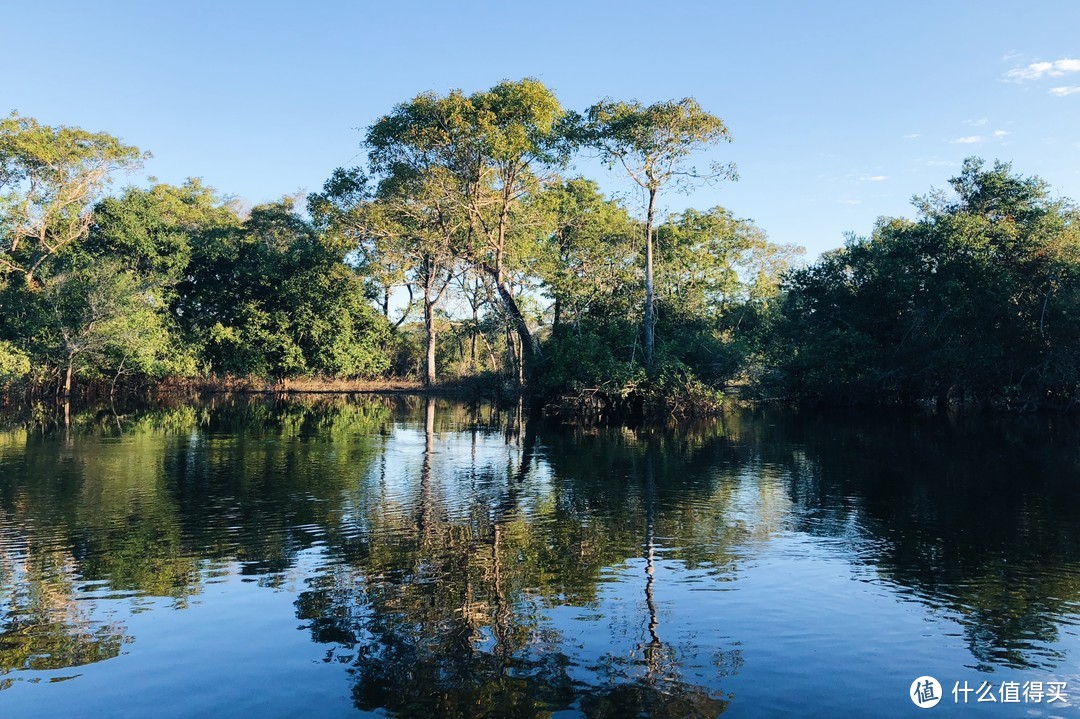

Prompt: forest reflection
[{"left": 2, "top": 397, "right": 1080, "bottom": 714}]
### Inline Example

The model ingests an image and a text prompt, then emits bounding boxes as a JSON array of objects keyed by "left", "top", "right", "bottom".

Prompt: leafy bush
[{"left": 0, "top": 341, "right": 30, "bottom": 384}]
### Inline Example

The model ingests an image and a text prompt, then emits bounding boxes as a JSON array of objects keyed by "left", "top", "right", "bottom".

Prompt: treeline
[
  {"left": 2, "top": 80, "right": 1079, "bottom": 413},
  {"left": 771, "top": 158, "right": 1080, "bottom": 412},
  {"left": 0, "top": 80, "right": 797, "bottom": 411}
]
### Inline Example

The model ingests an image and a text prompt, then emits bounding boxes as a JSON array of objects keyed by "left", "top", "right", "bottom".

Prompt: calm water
[{"left": 1, "top": 397, "right": 1080, "bottom": 718}]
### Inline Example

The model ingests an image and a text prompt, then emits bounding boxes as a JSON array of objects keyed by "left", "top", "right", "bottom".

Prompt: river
[{"left": 1, "top": 396, "right": 1078, "bottom": 717}]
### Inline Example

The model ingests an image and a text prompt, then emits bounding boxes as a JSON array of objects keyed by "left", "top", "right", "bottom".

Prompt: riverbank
[
  {"left": 0, "top": 374, "right": 514, "bottom": 404},
  {"left": 1, "top": 373, "right": 736, "bottom": 425},
  {"left": 155, "top": 376, "right": 428, "bottom": 395},
  {"left": 7, "top": 373, "right": 1078, "bottom": 423}
]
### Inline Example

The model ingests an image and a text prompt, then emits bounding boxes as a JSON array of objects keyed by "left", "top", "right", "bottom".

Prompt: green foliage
[
  {"left": 309, "top": 168, "right": 411, "bottom": 316},
  {"left": 580, "top": 97, "right": 736, "bottom": 369},
  {"left": 367, "top": 78, "right": 567, "bottom": 178},
  {"left": 534, "top": 178, "right": 641, "bottom": 327},
  {"left": 366, "top": 78, "right": 569, "bottom": 374},
  {"left": 535, "top": 194, "right": 795, "bottom": 414},
  {"left": 180, "top": 199, "right": 391, "bottom": 379},
  {"left": 1, "top": 171, "right": 235, "bottom": 392},
  {"left": 582, "top": 98, "right": 734, "bottom": 191},
  {"left": 535, "top": 323, "right": 642, "bottom": 395},
  {"left": 0, "top": 112, "right": 145, "bottom": 286},
  {"left": 87, "top": 179, "right": 238, "bottom": 286},
  {"left": 13, "top": 105, "right": 1078, "bottom": 417},
  {"left": 0, "top": 113, "right": 394, "bottom": 392},
  {"left": 772, "top": 158, "right": 1080, "bottom": 409},
  {"left": 657, "top": 207, "right": 802, "bottom": 315},
  {"left": 0, "top": 340, "right": 29, "bottom": 384},
  {"left": 41, "top": 260, "right": 187, "bottom": 380}
]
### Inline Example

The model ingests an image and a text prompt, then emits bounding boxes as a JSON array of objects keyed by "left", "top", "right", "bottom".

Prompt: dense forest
[{"left": 2, "top": 78, "right": 1078, "bottom": 414}]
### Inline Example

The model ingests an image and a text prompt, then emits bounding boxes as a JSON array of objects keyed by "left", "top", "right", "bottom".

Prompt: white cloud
[
  {"left": 838, "top": 199, "right": 862, "bottom": 205},
  {"left": 1002, "top": 51, "right": 1024, "bottom": 61},
  {"left": 993, "top": 129, "right": 1009, "bottom": 137},
  {"left": 859, "top": 175, "right": 888, "bottom": 182},
  {"left": 967, "top": 117, "right": 989, "bottom": 127},
  {"left": 1007, "top": 58, "right": 1080, "bottom": 81},
  {"left": 903, "top": 133, "right": 921, "bottom": 139},
  {"left": 1050, "top": 86, "right": 1080, "bottom": 96},
  {"left": 951, "top": 136, "right": 985, "bottom": 144}
]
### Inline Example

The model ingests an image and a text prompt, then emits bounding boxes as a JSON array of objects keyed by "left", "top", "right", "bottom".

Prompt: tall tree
[
  {"left": 366, "top": 78, "right": 569, "bottom": 378},
  {"left": 369, "top": 179, "right": 462, "bottom": 386},
  {"left": 583, "top": 99, "right": 733, "bottom": 368}
]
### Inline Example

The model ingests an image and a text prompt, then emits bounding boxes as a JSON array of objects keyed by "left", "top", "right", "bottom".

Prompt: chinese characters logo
[
  {"left": 910, "top": 676, "right": 1069, "bottom": 709},
  {"left": 911, "top": 676, "right": 943, "bottom": 708}
]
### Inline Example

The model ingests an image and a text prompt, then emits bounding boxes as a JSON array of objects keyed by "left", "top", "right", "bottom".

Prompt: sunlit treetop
[{"left": 581, "top": 98, "right": 735, "bottom": 192}]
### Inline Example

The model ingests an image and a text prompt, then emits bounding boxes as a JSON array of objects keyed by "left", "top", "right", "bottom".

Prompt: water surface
[{"left": 1, "top": 397, "right": 1079, "bottom": 717}]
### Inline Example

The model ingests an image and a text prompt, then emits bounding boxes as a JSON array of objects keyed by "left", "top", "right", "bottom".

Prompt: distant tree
[
  {"left": 309, "top": 167, "right": 413, "bottom": 322},
  {"left": 88, "top": 179, "right": 238, "bottom": 289},
  {"left": 535, "top": 178, "right": 639, "bottom": 331},
  {"left": 656, "top": 206, "right": 801, "bottom": 317},
  {"left": 0, "top": 340, "right": 29, "bottom": 385},
  {"left": 313, "top": 167, "right": 465, "bottom": 386}
]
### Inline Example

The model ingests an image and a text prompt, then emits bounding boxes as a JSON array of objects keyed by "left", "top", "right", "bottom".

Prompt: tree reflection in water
[
  {"left": 295, "top": 398, "right": 732, "bottom": 717},
  {"left": 0, "top": 509, "right": 130, "bottom": 688},
  {"left": 1, "top": 398, "right": 1080, "bottom": 713}
]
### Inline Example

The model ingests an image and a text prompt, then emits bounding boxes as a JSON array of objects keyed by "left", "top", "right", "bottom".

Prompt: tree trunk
[
  {"left": 493, "top": 277, "right": 538, "bottom": 367},
  {"left": 478, "top": 331, "right": 498, "bottom": 372},
  {"left": 505, "top": 323, "right": 518, "bottom": 381},
  {"left": 516, "top": 334, "right": 524, "bottom": 386},
  {"left": 470, "top": 300, "right": 478, "bottom": 369},
  {"left": 63, "top": 356, "right": 75, "bottom": 398},
  {"left": 644, "top": 188, "right": 658, "bottom": 369},
  {"left": 424, "top": 298, "right": 437, "bottom": 387}
]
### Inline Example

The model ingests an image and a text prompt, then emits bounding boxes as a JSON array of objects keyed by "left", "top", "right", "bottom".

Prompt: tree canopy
[
  {"left": 3, "top": 91, "right": 1076, "bottom": 415},
  {"left": 0, "top": 112, "right": 145, "bottom": 287}
]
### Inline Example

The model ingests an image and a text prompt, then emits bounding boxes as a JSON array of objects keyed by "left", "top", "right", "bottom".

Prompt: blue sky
[{"left": 6, "top": 1, "right": 1079, "bottom": 258}]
